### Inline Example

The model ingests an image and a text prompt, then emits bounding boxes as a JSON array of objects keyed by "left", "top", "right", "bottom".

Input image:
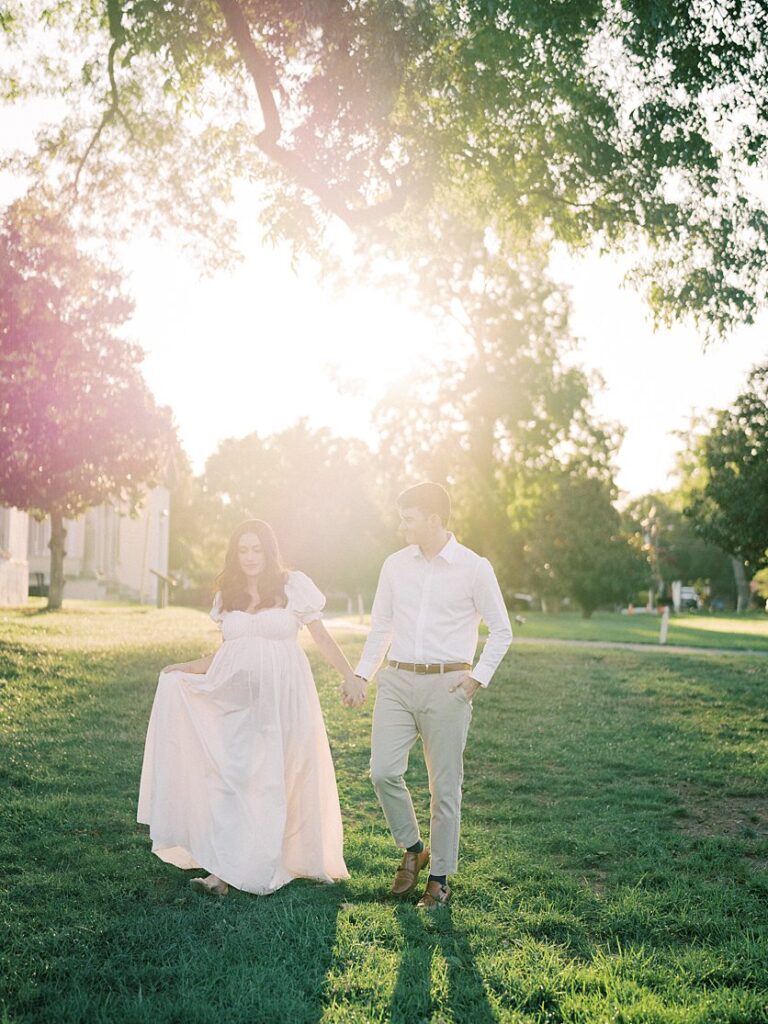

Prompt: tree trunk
[
  {"left": 730, "top": 556, "right": 750, "bottom": 613},
  {"left": 48, "top": 511, "right": 67, "bottom": 610}
]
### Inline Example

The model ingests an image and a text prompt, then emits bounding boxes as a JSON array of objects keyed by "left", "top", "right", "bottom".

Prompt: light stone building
[
  {"left": 0, "top": 487, "right": 171, "bottom": 606},
  {"left": 0, "top": 506, "right": 30, "bottom": 605}
]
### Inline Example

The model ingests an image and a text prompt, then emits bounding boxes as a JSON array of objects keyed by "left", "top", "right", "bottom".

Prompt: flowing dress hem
[{"left": 140, "top": 828, "right": 350, "bottom": 893}]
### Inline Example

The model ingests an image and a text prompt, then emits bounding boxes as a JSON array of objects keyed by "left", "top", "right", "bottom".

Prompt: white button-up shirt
[{"left": 355, "top": 534, "right": 513, "bottom": 686}]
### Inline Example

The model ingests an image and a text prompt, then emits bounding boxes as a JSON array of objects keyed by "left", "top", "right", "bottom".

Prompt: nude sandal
[{"left": 189, "top": 875, "right": 229, "bottom": 896}]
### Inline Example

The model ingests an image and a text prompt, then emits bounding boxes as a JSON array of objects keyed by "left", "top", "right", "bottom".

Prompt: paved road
[
  {"left": 325, "top": 616, "right": 768, "bottom": 659},
  {"left": 508, "top": 636, "right": 768, "bottom": 658}
]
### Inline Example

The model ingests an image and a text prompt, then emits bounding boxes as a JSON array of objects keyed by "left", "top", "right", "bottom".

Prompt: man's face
[{"left": 398, "top": 505, "right": 435, "bottom": 547}]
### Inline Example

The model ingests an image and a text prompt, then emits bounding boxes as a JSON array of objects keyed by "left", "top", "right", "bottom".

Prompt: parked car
[{"left": 679, "top": 586, "right": 702, "bottom": 610}]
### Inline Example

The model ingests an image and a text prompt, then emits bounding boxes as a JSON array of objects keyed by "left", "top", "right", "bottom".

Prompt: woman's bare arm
[
  {"left": 162, "top": 651, "right": 217, "bottom": 675},
  {"left": 306, "top": 619, "right": 355, "bottom": 676},
  {"left": 306, "top": 620, "right": 366, "bottom": 707}
]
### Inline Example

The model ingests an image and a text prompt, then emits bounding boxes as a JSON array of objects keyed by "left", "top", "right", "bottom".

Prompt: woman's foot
[{"left": 189, "top": 873, "right": 229, "bottom": 896}]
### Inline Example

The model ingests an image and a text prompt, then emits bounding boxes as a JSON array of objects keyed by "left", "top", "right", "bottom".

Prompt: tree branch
[
  {"left": 214, "top": 0, "right": 407, "bottom": 227},
  {"left": 215, "top": 0, "right": 281, "bottom": 144},
  {"left": 72, "top": 22, "right": 135, "bottom": 198},
  {"left": 105, "top": 30, "right": 135, "bottom": 141}
]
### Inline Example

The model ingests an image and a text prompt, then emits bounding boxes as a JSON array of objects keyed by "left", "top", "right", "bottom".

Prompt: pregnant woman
[{"left": 137, "top": 518, "right": 355, "bottom": 896}]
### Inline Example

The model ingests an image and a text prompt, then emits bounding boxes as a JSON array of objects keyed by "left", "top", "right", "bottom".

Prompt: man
[{"left": 344, "top": 482, "right": 512, "bottom": 908}]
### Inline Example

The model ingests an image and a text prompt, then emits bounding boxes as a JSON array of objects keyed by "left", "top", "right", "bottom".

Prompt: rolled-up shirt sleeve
[
  {"left": 355, "top": 560, "right": 394, "bottom": 680},
  {"left": 470, "top": 558, "right": 513, "bottom": 686}
]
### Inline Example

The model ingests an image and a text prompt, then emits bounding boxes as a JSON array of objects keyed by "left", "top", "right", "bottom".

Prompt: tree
[
  {"left": 3, "top": 1, "right": 768, "bottom": 332},
  {"left": 523, "top": 471, "right": 649, "bottom": 618},
  {"left": 0, "top": 197, "right": 175, "bottom": 608},
  {"left": 198, "top": 421, "right": 390, "bottom": 598},
  {"left": 166, "top": 448, "right": 222, "bottom": 600},
  {"left": 680, "top": 365, "right": 768, "bottom": 609},
  {"left": 753, "top": 567, "right": 768, "bottom": 605},
  {"left": 372, "top": 213, "right": 621, "bottom": 596},
  {"left": 623, "top": 491, "right": 736, "bottom": 607}
]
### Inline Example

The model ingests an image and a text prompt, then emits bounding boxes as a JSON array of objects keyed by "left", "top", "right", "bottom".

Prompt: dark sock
[
  {"left": 428, "top": 873, "right": 447, "bottom": 887},
  {"left": 406, "top": 840, "right": 424, "bottom": 854}
]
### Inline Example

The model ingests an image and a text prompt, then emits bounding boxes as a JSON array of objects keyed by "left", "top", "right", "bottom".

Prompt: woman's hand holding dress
[{"left": 161, "top": 654, "right": 215, "bottom": 675}]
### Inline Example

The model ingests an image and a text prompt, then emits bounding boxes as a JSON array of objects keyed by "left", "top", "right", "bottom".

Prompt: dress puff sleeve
[
  {"left": 286, "top": 571, "right": 326, "bottom": 625},
  {"left": 209, "top": 591, "right": 225, "bottom": 626}
]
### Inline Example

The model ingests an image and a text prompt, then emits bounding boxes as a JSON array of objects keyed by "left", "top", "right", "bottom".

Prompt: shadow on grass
[
  {"left": 390, "top": 903, "right": 496, "bottom": 1024},
  {"left": 5, "top": 860, "right": 349, "bottom": 1023}
]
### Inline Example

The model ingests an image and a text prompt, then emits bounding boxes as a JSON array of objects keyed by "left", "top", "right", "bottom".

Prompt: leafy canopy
[{"left": 2, "top": 0, "right": 768, "bottom": 332}]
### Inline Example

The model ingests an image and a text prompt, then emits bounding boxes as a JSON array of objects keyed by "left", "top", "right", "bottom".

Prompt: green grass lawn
[
  {"left": 2, "top": 601, "right": 768, "bottom": 1023},
  {"left": 509, "top": 610, "right": 768, "bottom": 652}
]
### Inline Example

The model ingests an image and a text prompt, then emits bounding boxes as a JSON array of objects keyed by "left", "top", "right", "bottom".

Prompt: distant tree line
[
  {"left": 2, "top": 196, "right": 765, "bottom": 615},
  {"left": 169, "top": 354, "right": 768, "bottom": 617},
  {"left": 166, "top": 221, "right": 650, "bottom": 618}
]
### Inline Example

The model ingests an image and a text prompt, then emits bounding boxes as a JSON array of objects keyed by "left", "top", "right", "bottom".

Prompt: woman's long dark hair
[{"left": 214, "top": 519, "right": 288, "bottom": 612}]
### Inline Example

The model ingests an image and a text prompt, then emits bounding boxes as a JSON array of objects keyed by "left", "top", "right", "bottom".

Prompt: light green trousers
[{"left": 370, "top": 666, "right": 473, "bottom": 876}]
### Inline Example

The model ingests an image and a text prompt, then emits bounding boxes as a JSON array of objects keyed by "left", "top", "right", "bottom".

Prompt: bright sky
[
  {"left": 124, "top": 224, "right": 767, "bottom": 499},
  {"left": 123, "top": 228, "right": 464, "bottom": 474},
  {"left": 2, "top": 100, "right": 767, "bottom": 500},
  {"left": 549, "top": 250, "right": 768, "bottom": 498}
]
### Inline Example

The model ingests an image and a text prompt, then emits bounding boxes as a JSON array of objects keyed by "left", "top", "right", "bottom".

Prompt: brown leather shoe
[
  {"left": 416, "top": 880, "right": 452, "bottom": 909},
  {"left": 390, "top": 847, "right": 430, "bottom": 896}
]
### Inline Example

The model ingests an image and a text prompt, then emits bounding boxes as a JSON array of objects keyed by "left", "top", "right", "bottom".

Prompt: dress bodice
[
  {"left": 220, "top": 607, "right": 301, "bottom": 643},
  {"left": 210, "top": 570, "right": 326, "bottom": 645}
]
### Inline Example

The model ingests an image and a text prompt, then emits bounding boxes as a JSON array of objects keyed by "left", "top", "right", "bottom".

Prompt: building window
[
  {"left": 0, "top": 507, "right": 8, "bottom": 556},
  {"left": 29, "top": 519, "right": 49, "bottom": 558}
]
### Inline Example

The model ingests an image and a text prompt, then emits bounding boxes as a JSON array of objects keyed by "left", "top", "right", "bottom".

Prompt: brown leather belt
[{"left": 388, "top": 660, "right": 471, "bottom": 675}]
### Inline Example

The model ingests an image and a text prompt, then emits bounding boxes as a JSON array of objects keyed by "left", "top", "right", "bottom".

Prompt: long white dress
[{"left": 137, "top": 571, "right": 349, "bottom": 894}]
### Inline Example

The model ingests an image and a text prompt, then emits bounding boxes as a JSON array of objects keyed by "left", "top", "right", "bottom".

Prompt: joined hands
[{"left": 340, "top": 671, "right": 367, "bottom": 709}]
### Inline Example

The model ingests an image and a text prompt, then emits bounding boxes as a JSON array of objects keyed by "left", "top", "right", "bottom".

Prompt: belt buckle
[{"left": 417, "top": 663, "right": 429, "bottom": 674}]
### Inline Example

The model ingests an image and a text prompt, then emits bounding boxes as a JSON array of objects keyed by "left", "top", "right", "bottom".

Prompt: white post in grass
[{"left": 659, "top": 605, "right": 670, "bottom": 645}]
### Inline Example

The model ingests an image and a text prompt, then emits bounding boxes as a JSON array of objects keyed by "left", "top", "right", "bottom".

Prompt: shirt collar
[{"left": 411, "top": 533, "right": 458, "bottom": 563}]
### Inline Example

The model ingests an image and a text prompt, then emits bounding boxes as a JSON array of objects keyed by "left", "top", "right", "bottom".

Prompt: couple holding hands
[{"left": 138, "top": 482, "right": 512, "bottom": 907}]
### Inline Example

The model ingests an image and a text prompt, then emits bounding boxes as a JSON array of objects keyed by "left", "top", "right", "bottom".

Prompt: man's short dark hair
[{"left": 397, "top": 482, "right": 451, "bottom": 525}]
